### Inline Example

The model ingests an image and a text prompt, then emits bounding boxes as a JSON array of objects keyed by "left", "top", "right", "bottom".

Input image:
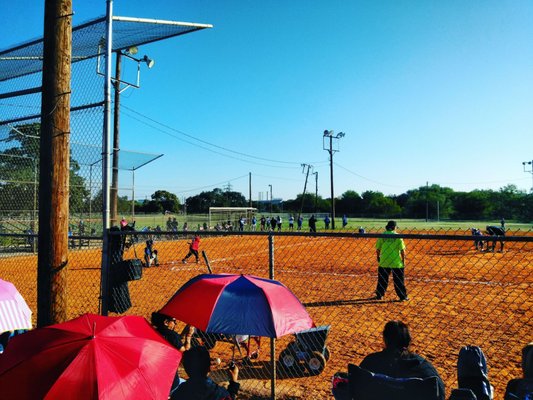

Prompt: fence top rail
[{"left": 103, "top": 230, "right": 533, "bottom": 242}]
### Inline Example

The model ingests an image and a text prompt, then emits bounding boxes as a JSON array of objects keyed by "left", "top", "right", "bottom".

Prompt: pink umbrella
[{"left": 0, "top": 278, "right": 32, "bottom": 333}]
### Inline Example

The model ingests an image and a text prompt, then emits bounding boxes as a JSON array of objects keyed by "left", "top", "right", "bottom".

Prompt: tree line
[
  {"left": 132, "top": 184, "right": 532, "bottom": 222},
  {"left": 1, "top": 124, "right": 531, "bottom": 222}
]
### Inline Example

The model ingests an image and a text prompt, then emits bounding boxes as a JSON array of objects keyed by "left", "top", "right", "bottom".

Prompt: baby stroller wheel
[
  {"left": 279, "top": 349, "right": 297, "bottom": 369},
  {"left": 305, "top": 351, "right": 326, "bottom": 376},
  {"left": 324, "top": 346, "right": 331, "bottom": 361}
]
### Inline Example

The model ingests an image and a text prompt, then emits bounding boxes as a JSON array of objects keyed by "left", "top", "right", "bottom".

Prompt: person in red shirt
[{"left": 182, "top": 234, "right": 200, "bottom": 264}]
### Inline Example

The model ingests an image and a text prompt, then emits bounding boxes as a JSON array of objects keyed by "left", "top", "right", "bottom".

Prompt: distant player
[
  {"left": 144, "top": 239, "right": 159, "bottom": 267},
  {"left": 486, "top": 225, "right": 505, "bottom": 253},
  {"left": 471, "top": 228, "right": 484, "bottom": 251},
  {"left": 373, "top": 220, "right": 408, "bottom": 301},
  {"left": 182, "top": 234, "right": 201, "bottom": 264}
]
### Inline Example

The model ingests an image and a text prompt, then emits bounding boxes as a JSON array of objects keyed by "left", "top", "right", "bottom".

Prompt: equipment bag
[
  {"left": 116, "top": 258, "right": 143, "bottom": 281},
  {"left": 457, "top": 345, "right": 493, "bottom": 400}
]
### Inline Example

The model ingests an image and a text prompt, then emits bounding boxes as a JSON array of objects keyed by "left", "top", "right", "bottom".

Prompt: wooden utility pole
[{"left": 37, "top": 0, "right": 72, "bottom": 327}]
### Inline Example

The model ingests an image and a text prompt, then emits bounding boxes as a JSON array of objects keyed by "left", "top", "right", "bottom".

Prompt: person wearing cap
[
  {"left": 144, "top": 239, "right": 159, "bottom": 267},
  {"left": 373, "top": 220, "right": 408, "bottom": 301}
]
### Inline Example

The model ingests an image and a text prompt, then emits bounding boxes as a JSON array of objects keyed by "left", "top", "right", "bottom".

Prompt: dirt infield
[{"left": 2, "top": 231, "right": 532, "bottom": 399}]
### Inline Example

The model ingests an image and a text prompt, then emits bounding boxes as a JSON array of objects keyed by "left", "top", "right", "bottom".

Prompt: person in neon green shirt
[{"left": 373, "top": 220, "right": 408, "bottom": 301}]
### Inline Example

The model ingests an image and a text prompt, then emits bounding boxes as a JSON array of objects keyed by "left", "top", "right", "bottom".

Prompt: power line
[
  {"left": 335, "top": 161, "right": 529, "bottom": 189},
  {"left": 133, "top": 174, "right": 250, "bottom": 195},
  {"left": 121, "top": 104, "right": 325, "bottom": 167}
]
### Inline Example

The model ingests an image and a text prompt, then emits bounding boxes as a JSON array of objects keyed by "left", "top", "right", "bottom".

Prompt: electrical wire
[{"left": 120, "top": 104, "right": 325, "bottom": 166}]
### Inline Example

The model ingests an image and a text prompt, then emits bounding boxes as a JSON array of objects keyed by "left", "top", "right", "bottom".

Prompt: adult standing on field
[
  {"left": 373, "top": 220, "right": 408, "bottom": 301},
  {"left": 309, "top": 215, "right": 317, "bottom": 233}
]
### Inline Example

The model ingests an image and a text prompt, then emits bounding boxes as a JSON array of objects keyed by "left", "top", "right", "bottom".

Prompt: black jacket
[
  {"left": 360, "top": 349, "right": 445, "bottom": 399},
  {"left": 171, "top": 377, "right": 240, "bottom": 400}
]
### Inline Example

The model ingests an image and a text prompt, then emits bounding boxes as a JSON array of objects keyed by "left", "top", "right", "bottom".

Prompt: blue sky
[{"left": 2, "top": 1, "right": 533, "bottom": 202}]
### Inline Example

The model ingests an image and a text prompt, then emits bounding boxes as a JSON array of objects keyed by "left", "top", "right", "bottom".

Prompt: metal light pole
[
  {"left": 268, "top": 184, "right": 273, "bottom": 215},
  {"left": 313, "top": 171, "right": 318, "bottom": 213},
  {"left": 323, "top": 130, "right": 345, "bottom": 230},
  {"left": 523, "top": 160, "right": 533, "bottom": 192}
]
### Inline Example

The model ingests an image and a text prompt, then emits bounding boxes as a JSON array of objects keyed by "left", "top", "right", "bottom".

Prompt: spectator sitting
[
  {"left": 0, "top": 329, "right": 28, "bottom": 354},
  {"left": 151, "top": 312, "right": 193, "bottom": 352},
  {"left": 151, "top": 312, "right": 194, "bottom": 395},
  {"left": 171, "top": 345, "right": 240, "bottom": 400},
  {"left": 359, "top": 320, "right": 445, "bottom": 399},
  {"left": 120, "top": 217, "right": 128, "bottom": 228},
  {"left": 144, "top": 239, "right": 159, "bottom": 267},
  {"left": 504, "top": 342, "right": 533, "bottom": 399}
]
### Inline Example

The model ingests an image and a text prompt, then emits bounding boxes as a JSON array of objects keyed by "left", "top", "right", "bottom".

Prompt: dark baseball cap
[{"left": 386, "top": 220, "right": 397, "bottom": 230}]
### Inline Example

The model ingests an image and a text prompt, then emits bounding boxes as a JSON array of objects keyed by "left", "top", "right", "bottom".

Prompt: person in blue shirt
[{"left": 144, "top": 239, "right": 159, "bottom": 267}]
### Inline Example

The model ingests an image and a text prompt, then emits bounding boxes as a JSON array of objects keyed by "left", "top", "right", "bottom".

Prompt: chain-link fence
[
  {"left": 4, "top": 228, "right": 531, "bottom": 399},
  {"left": 0, "top": 16, "right": 211, "bottom": 236}
]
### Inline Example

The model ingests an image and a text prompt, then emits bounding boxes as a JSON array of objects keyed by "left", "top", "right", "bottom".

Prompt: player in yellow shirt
[{"left": 374, "top": 220, "right": 408, "bottom": 301}]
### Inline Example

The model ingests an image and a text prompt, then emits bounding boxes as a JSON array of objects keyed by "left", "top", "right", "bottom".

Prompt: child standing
[{"left": 182, "top": 234, "right": 200, "bottom": 264}]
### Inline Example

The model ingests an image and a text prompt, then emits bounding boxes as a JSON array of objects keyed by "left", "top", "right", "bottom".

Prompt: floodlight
[
  {"left": 142, "top": 55, "right": 155, "bottom": 69},
  {"left": 126, "top": 46, "right": 138, "bottom": 55}
]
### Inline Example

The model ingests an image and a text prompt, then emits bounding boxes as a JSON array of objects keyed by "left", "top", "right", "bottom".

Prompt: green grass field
[{"left": 127, "top": 213, "right": 532, "bottom": 233}]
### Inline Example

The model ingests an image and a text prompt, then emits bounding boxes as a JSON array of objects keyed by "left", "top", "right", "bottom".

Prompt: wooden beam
[{"left": 37, "top": 0, "right": 72, "bottom": 327}]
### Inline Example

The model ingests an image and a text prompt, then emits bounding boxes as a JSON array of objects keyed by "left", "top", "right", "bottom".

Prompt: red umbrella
[
  {"left": 0, "top": 314, "right": 181, "bottom": 400},
  {"left": 159, "top": 273, "right": 314, "bottom": 338}
]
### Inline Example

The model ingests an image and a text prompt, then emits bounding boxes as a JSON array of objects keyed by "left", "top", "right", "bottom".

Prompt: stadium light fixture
[{"left": 96, "top": 44, "right": 155, "bottom": 92}]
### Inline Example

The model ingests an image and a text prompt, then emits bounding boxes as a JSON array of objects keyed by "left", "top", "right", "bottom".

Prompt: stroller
[{"left": 279, "top": 325, "right": 331, "bottom": 376}]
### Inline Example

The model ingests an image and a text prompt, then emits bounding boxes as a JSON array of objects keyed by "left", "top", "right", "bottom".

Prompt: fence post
[
  {"left": 99, "top": 228, "right": 110, "bottom": 316},
  {"left": 269, "top": 233, "right": 276, "bottom": 400}
]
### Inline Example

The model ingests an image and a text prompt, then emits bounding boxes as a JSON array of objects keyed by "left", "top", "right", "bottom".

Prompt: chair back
[
  {"left": 348, "top": 364, "right": 440, "bottom": 400},
  {"left": 295, "top": 325, "right": 330, "bottom": 353},
  {"left": 457, "top": 345, "right": 493, "bottom": 400},
  {"left": 449, "top": 388, "right": 478, "bottom": 399},
  {"left": 504, "top": 378, "right": 533, "bottom": 400},
  {"left": 523, "top": 343, "right": 533, "bottom": 379}
]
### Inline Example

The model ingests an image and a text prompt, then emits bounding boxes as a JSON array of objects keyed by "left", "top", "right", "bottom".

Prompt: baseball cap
[{"left": 386, "top": 220, "right": 397, "bottom": 230}]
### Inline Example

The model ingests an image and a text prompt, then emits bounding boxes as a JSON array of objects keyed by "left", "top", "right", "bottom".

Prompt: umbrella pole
[
  {"left": 271, "top": 337, "right": 276, "bottom": 400},
  {"left": 269, "top": 233, "right": 276, "bottom": 400}
]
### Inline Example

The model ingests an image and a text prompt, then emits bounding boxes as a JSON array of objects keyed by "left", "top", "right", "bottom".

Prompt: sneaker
[
  {"left": 399, "top": 297, "right": 410, "bottom": 302},
  {"left": 182, "top": 260, "right": 187, "bottom": 264}
]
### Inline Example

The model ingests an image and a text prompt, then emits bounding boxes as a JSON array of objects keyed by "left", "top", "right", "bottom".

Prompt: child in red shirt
[{"left": 182, "top": 234, "right": 200, "bottom": 264}]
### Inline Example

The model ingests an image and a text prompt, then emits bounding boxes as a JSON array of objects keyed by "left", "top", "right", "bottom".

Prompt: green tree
[
  {"left": 149, "top": 190, "right": 180, "bottom": 213},
  {"left": 185, "top": 188, "right": 246, "bottom": 213},
  {"left": 336, "top": 190, "right": 362, "bottom": 215},
  {"left": 361, "top": 191, "right": 401, "bottom": 217},
  {"left": 283, "top": 193, "right": 328, "bottom": 214},
  {"left": 451, "top": 190, "right": 492, "bottom": 220},
  {"left": 403, "top": 184, "right": 454, "bottom": 219},
  {"left": 0, "top": 123, "right": 89, "bottom": 214}
]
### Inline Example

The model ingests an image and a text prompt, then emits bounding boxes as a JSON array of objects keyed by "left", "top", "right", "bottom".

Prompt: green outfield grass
[{"left": 126, "top": 213, "right": 532, "bottom": 233}]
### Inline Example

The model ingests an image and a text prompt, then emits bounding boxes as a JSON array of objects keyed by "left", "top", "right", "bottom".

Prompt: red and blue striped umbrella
[{"left": 159, "top": 274, "right": 314, "bottom": 338}]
